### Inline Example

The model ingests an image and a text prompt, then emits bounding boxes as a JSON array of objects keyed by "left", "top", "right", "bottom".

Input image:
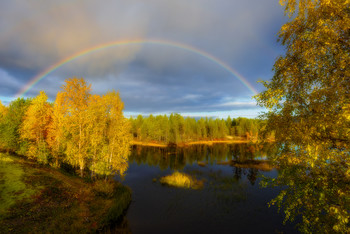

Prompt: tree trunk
[{"left": 80, "top": 165, "right": 83, "bottom": 177}]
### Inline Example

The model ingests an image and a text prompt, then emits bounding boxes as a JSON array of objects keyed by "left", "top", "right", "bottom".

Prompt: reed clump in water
[{"left": 159, "top": 171, "right": 203, "bottom": 189}]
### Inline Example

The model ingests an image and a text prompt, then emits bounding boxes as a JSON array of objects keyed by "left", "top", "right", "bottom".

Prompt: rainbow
[{"left": 16, "top": 39, "right": 258, "bottom": 97}]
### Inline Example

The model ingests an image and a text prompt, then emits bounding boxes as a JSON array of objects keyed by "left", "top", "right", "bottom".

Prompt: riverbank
[
  {"left": 131, "top": 139, "right": 255, "bottom": 147},
  {"left": 0, "top": 153, "right": 131, "bottom": 233}
]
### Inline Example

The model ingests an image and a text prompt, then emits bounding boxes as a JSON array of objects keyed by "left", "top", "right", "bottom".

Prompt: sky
[{"left": 0, "top": 0, "right": 287, "bottom": 118}]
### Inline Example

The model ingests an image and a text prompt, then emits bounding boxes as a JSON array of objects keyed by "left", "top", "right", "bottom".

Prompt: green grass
[
  {"left": 0, "top": 153, "right": 131, "bottom": 233},
  {"left": 159, "top": 171, "right": 204, "bottom": 189},
  {"left": 0, "top": 154, "right": 38, "bottom": 216}
]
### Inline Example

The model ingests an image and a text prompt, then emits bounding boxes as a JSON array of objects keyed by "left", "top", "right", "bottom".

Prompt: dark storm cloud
[{"left": 0, "top": 0, "right": 286, "bottom": 117}]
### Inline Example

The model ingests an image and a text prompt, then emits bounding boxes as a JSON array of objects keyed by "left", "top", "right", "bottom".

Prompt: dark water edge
[{"left": 114, "top": 144, "right": 300, "bottom": 234}]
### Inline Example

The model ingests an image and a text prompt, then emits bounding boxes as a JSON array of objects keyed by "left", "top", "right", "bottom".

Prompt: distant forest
[{"left": 129, "top": 114, "right": 272, "bottom": 144}]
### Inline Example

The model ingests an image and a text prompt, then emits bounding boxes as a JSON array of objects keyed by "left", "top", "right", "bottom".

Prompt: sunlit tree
[
  {"left": 86, "top": 94, "right": 108, "bottom": 177},
  {"left": 60, "top": 78, "right": 92, "bottom": 177},
  {"left": 160, "top": 115, "right": 170, "bottom": 142},
  {"left": 135, "top": 115, "right": 143, "bottom": 140},
  {"left": 256, "top": 0, "right": 350, "bottom": 232},
  {"left": 0, "top": 101, "right": 7, "bottom": 121},
  {"left": 47, "top": 92, "right": 65, "bottom": 167},
  {"left": 0, "top": 101, "right": 8, "bottom": 149},
  {"left": 103, "top": 91, "right": 131, "bottom": 177},
  {"left": 198, "top": 118, "right": 207, "bottom": 139},
  {"left": 20, "top": 91, "right": 52, "bottom": 163},
  {"left": 0, "top": 98, "right": 31, "bottom": 154}
]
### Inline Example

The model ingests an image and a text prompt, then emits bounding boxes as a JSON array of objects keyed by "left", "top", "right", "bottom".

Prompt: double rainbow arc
[{"left": 16, "top": 39, "right": 258, "bottom": 97}]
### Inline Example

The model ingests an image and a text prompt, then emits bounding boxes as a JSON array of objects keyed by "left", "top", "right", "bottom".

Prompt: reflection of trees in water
[
  {"left": 247, "top": 168, "right": 258, "bottom": 185},
  {"left": 231, "top": 167, "right": 258, "bottom": 185},
  {"left": 233, "top": 167, "right": 242, "bottom": 181},
  {"left": 130, "top": 143, "right": 276, "bottom": 170},
  {"left": 129, "top": 144, "right": 275, "bottom": 187}
]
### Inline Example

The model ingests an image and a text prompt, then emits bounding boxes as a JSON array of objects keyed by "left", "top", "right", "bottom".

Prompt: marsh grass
[
  {"left": 159, "top": 171, "right": 204, "bottom": 189},
  {"left": 0, "top": 153, "right": 131, "bottom": 233}
]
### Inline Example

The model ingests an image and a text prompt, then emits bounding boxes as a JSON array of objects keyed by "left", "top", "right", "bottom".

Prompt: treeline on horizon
[
  {"left": 0, "top": 78, "right": 131, "bottom": 178},
  {"left": 129, "top": 114, "right": 273, "bottom": 144}
]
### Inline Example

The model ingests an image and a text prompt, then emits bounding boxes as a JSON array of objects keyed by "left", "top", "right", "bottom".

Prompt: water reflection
[
  {"left": 120, "top": 143, "right": 298, "bottom": 234},
  {"left": 128, "top": 143, "right": 277, "bottom": 186},
  {"left": 130, "top": 143, "right": 277, "bottom": 172},
  {"left": 119, "top": 143, "right": 350, "bottom": 233}
]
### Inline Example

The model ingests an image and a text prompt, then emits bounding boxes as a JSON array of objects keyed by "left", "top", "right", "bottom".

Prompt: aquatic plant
[{"left": 159, "top": 171, "right": 203, "bottom": 189}]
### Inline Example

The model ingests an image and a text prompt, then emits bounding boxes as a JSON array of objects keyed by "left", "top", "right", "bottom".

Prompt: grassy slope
[
  {"left": 0, "top": 153, "right": 131, "bottom": 233},
  {"left": 0, "top": 156, "right": 37, "bottom": 216}
]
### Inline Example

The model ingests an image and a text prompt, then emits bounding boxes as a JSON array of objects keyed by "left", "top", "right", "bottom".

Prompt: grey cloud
[
  {"left": 0, "top": 0, "right": 285, "bottom": 116},
  {"left": 0, "top": 0, "right": 284, "bottom": 72},
  {"left": 0, "top": 68, "right": 23, "bottom": 96}
]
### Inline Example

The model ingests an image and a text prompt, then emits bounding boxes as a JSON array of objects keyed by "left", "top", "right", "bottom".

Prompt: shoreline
[{"left": 131, "top": 139, "right": 257, "bottom": 147}]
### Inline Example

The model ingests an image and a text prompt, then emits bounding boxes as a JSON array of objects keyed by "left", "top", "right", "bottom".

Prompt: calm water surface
[{"left": 116, "top": 144, "right": 299, "bottom": 234}]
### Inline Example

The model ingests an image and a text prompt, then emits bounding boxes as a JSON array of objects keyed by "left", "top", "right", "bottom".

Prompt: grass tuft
[{"left": 159, "top": 171, "right": 203, "bottom": 189}]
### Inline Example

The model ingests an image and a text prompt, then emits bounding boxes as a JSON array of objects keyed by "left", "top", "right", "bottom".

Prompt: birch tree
[
  {"left": 60, "top": 78, "right": 91, "bottom": 177},
  {"left": 20, "top": 91, "right": 52, "bottom": 163},
  {"left": 256, "top": 1, "right": 350, "bottom": 232}
]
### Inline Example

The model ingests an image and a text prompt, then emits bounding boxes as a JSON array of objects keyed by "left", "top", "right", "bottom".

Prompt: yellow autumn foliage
[
  {"left": 16, "top": 78, "right": 131, "bottom": 179},
  {"left": 20, "top": 91, "right": 52, "bottom": 163},
  {"left": 256, "top": 0, "right": 349, "bottom": 233}
]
